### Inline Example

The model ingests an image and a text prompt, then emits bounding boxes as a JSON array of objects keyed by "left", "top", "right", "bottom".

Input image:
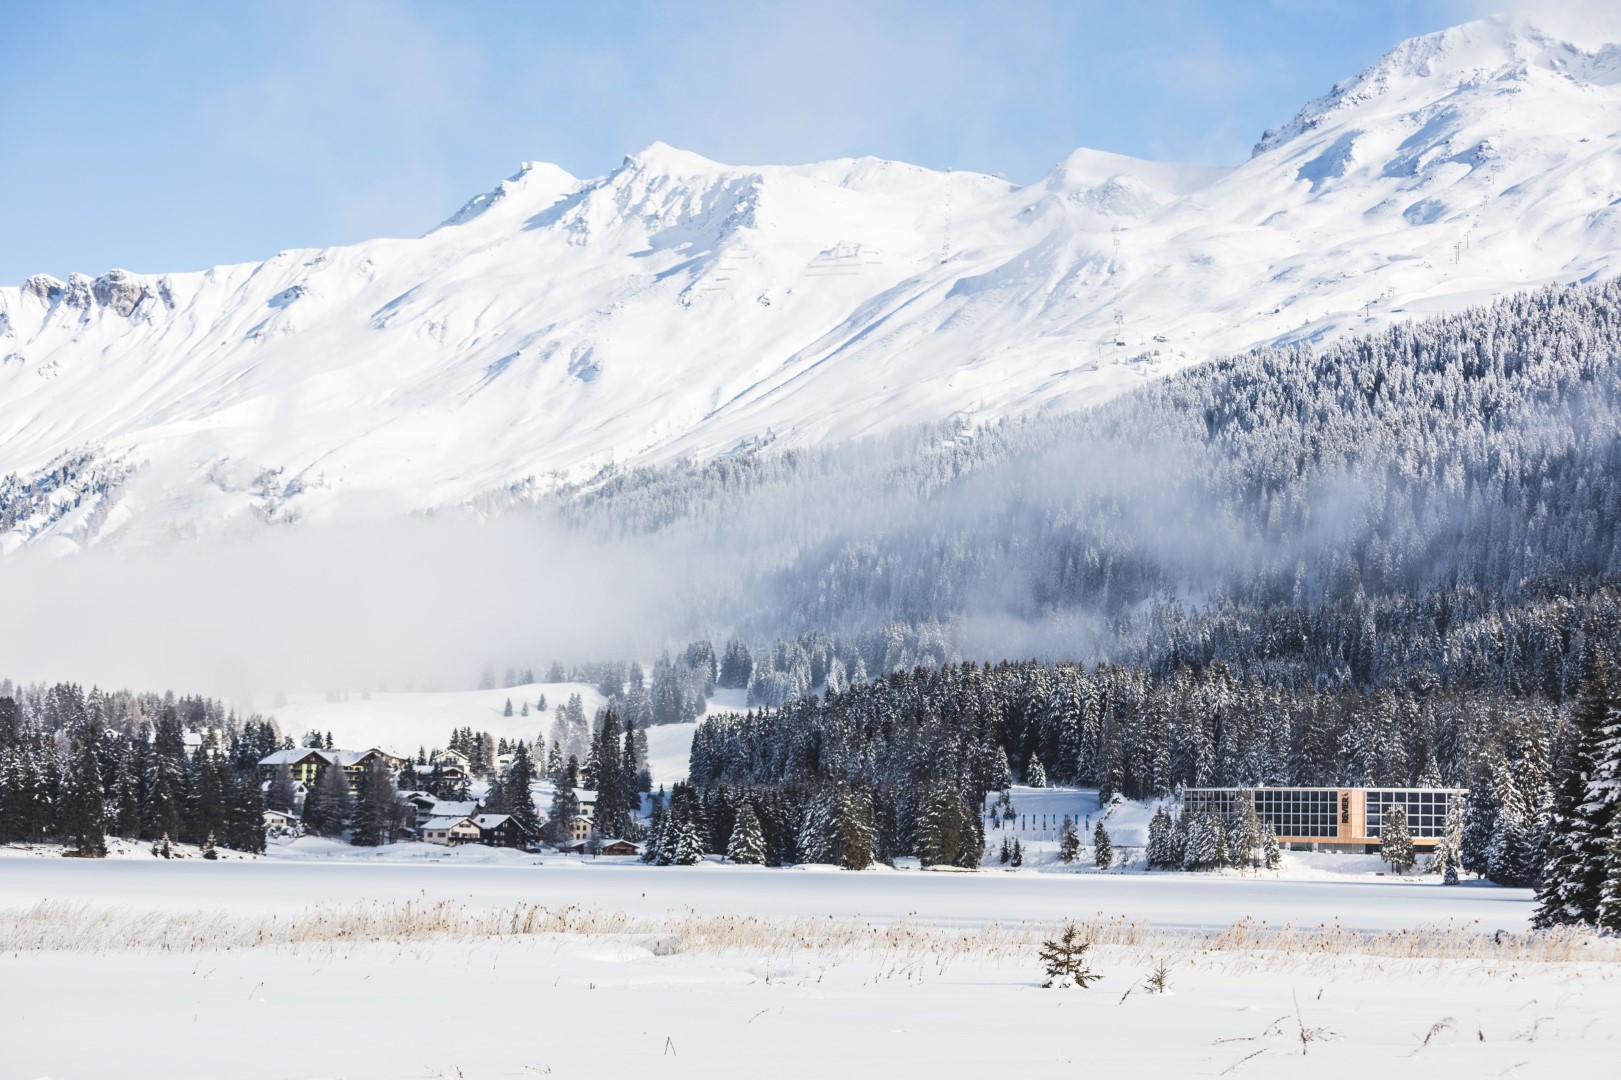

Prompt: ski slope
[{"left": 2, "top": 15, "right": 1619, "bottom": 550}]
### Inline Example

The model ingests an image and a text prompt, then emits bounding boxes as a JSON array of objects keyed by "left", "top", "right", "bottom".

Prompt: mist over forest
[{"left": 3, "top": 280, "right": 1620, "bottom": 702}]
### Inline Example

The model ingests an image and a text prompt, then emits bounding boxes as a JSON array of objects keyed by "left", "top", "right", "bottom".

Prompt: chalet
[
  {"left": 257, "top": 748, "right": 330, "bottom": 787},
  {"left": 557, "top": 837, "right": 639, "bottom": 857},
  {"left": 263, "top": 808, "right": 299, "bottom": 833},
  {"left": 432, "top": 748, "right": 472, "bottom": 771},
  {"left": 399, "top": 791, "right": 436, "bottom": 824},
  {"left": 409, "top": 760, "right": 469, "bottom": 786},
  {"left": 257, "top": 747, "right": 409, "bottom": 793},
  {"left": 567, "top": 814, "right": 594, "bottom": 842},
  {"left": 421, "top": 816, "right": 482, "bottom": 846},
  {"left": 471, "top": 814, "right": 536, "bottom": 849},
  {"left": 427, "top": 800, "right": 480, "bottom": 819}
]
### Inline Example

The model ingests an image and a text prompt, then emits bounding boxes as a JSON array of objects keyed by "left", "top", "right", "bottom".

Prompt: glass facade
[
  {"left": 1181, "top": 786, "right": 1463, "bottom": 843},
  {"left": 1364, "top": 789, "right": 1452, "bottom": 839},
  {"left": 1184, "top": 787, "right": 1339, "bottom": 838}
]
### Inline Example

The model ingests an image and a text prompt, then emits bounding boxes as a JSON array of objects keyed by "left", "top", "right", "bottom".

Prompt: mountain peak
[
  {"left": 621, "top": 141, "right": 727, "bottom": 175},
  {"left": 437, "top": 160, "right": 579, "bottom": 230},
  {"left": 1252, "top": 15, "right": 1621, "bottom": 157}
]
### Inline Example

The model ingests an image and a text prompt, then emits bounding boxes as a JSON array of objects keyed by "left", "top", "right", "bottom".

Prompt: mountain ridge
[{"left": 1, "top": 14, "right": 1618, "bottom": 552}]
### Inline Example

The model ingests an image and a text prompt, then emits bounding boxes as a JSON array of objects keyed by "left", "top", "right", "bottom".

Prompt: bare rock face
[
  {"left": 91, "top": 270, "right": 152, "bottom": 317},
  {"left": 22, "top": 270, "right": 159, "bottom": 318},
  {"left": 22, "top": 274, "right": 79, "bottom": 307}
]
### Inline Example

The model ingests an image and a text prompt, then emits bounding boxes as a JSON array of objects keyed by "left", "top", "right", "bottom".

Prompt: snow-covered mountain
[{"left": 2, "top": 14, "right": 1619, "bottom": 551}]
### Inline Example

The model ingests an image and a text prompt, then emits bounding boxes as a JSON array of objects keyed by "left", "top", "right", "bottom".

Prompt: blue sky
[{"left": 2, "top": 1, "right": 1508, "bottom": 281}]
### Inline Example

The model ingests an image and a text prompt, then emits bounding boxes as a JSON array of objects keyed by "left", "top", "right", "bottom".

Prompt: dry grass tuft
[{"left": 2, "top": 899, "right": 1615, "bottom": 976}]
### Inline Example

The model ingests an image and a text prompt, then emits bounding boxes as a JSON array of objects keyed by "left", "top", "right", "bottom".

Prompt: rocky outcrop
[
  {"left": 21, "top": 270, "right": 161, "bottom": 318},
  {"left": 91, "top": 270, "right": 152, "bottom": 317}
]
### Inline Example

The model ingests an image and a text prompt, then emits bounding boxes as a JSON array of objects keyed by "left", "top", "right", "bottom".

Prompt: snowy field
[
  {"left": 2, "top": 852, "right": 1614, "bottom": 1079},
  {"left": 5, "top": 713, "right": 1610, "bottom": 1078}
]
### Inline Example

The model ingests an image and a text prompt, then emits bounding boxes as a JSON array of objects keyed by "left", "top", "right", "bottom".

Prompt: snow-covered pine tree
[
  {"left": 350, "top": 760, "right": 399, "bottom": 847},
  {"left": 224, "top": 767, "right": 267, "bottom": 854},
  {"left": 504, "top": 741, "right": 543, "bottom": 842},
  {"left": 1535, "top": 657, "right": 1621, "bottom": 927},
  {"left": 1260, "top": 822, "right": 1281, "bottom": 870},
  {"left": 832, "top": 787, "right": 876, "bottom": 870},
  {"left": 1058, "top": 815, "right": 1080, "bottom": 863},
  {"left": 545, "top": 757, "right": 581, "bottom": 846},
  {"left": 1093, "top": 821, "right": 1113, "bottom": 869},
  {"left": 1597, "top": 831, "right": 1621, "bottom": 932},
  {"left": 915, "top": 781, "right": 967, "bottom": 867},
  {"left": 796, "top": 790, "right": 834, "bottom": 864},
  {"left": 726, "top": 802, "right": 766, "bottom": 864},
  {"left": 1026, "top": 757, "right": 1047, "bottom": 788},
  {"left": 1182, "top": 811, "right": 1224, "bottom": 871},
  {"left": 59, "top": 717, "right": 106, "bottom": 857},
  {"left": 1487, "top": 756, "right": 1540, "bottom": 886},
  {"left": 665, "top": 815, "right": 704, "bottom": 866},
  {"left": 1381, "top": 806, "right": 1415, "bottom": 875},
  {"left": 1039, "top": 923, "right": 1101, "bottom": 989},
  {"left": 1010, "top": 837, "right": 1024, "bottom": 868},
  {"left": 266, "top": 764, "right": 296, "bottom": 813},
  {"left": 303, "top": 760, "right": 353, "bottom": 838},
  {"left": 1460, "top": 758, "right": 1498, "bottom": 878},
  {"left": 659, "top": 784, "right": 706, "bottom": 866},
  {"left": 1228, "top": 790, "right": 1262, "bottom": 869},
  {"left": 1146, "top": 805, "right": 1174, "bottom": 869},
  {"left": 145, "top": 712, "right": 188, "bottom": 845}
]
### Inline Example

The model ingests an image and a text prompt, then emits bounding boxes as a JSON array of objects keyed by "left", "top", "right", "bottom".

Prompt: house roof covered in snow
[
  {"left": 421, "top": 816, "right": 476, "bottom": 831},
  {"left": 258, "top": 747, "right": 403, "bottom": 768}
]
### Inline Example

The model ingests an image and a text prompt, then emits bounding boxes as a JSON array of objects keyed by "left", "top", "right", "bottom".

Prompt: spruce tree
[
  {"left": 144, "top": 712, "right": 188, "bottom": 844},
  {"left": 726, "top": 802, "right": 766, "bottom": 864},
  {"left": 660, "top": 785, "right": 705, "bottom": 866},
  {"left": 1535, "top": 658, "right": 1621, "bottom": 927},
  {"left": 915, "top": 781, "right": 966, "bottom": 867},
  {"left": 60, "top": 718, "right": 107, "bottom": 856},
  {"left": 1260, "top": 822, "right": 1281, "bottom": 870},
  {"left": 110, "top": 737, "right": 144, "bottom": 839},
  {"left": 504, "top": 742, "right": 543, "bottom": 842},
  {"left": 1460, "top": 759, "right": 1498, "bottom": 878},
  {"left": 831, "top": 787, "right": 876, "bottom": 870},
  {"left": 1093, "top": 821, "right": 1113, "bottom": 869},
  {"left": 1597, "top": 830, "right": 1621, "bottom": 932},
  {"left": 224, "top": 767, "right": 267, "bottom": 854},
  {"left": 266, "top": 764, "right": 297, "bottom": 813},
  {"left": 1026, "top": 757, "right": 1047, "bottom": 788},
  {"left": 1380, "top": 806, "right": 1415, "bottom": 874},
  {"left": 350, "top": 760, "right": 398, "bottom": 846},
  {"left": 1183, "top": 811, "right": 1225, "bottom": 871},
  {"left": 1058, "top": 815, "right": 1080, "bottom": 863},
  {"left": 188, "top": 739, "right": 229, "bottom": 849},
  {"left": 302, "top": 761, "right": 352, "bottom": 838},
  {"left": 546, "top": 757, "right": 582, "bottom": 846},
  {"left": 1039, "top": 923, "right": 1101, "bottom": 989},
  {"left": 1145, "top": 805, "right": 1174, "bottom": 869},
  {"left": 1227, "top": 790, "right": 1262, "bottom": 869}
]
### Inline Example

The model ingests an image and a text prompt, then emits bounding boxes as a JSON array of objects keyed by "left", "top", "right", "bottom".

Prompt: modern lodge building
[{"left": 1181, "top": 786, "right": 1465, "bottom": 852}]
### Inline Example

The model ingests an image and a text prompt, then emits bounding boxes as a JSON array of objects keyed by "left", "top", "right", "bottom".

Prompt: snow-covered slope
[{"left": 2, "top": 14, "right": 1619, "bottom": 550}]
